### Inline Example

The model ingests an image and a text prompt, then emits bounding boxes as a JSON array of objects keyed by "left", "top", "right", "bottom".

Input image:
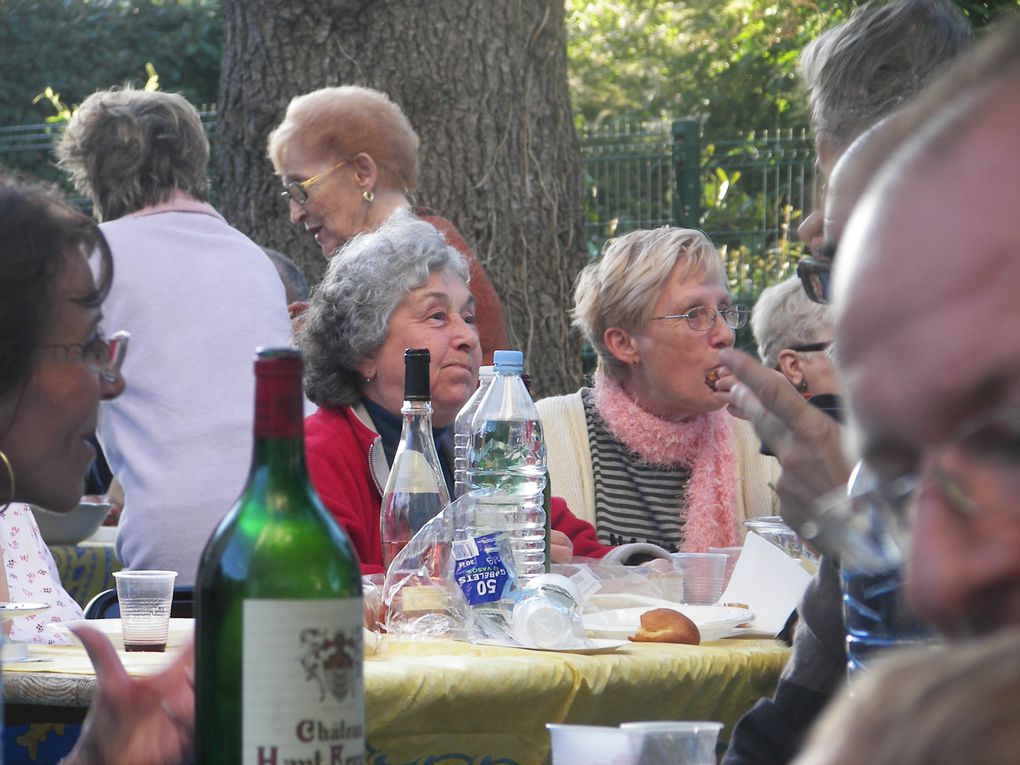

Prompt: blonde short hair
[
  {"left": 267, "top": 86, "right": 420, "bottom": 193},
  {"left": 798, "top": 629, "right": 1020, "bottom": 765},
  {"left": 572, "top": 227, "right": 726, "bottom": 380}
]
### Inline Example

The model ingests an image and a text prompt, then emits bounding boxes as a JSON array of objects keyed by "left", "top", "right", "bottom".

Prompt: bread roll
[{"left": 628, "top": 607, "right": 701, "bottom": 645}]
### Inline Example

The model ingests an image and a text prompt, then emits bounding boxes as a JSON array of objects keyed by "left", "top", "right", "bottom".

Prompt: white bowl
[{"left": 31, "top": 499, "right": 113, "bottom": 545}]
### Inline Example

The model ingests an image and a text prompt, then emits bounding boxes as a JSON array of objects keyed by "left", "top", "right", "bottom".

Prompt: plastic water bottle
[
  {"left": 453, "top": 365, "right": 495, "bottom": 499},
  {"left": 839, "top": 461, "right": 933, "bottom": 677},
  {"left": 467, "top": 350, "right": 547, "bottom": 584},
  {"left": 842, "top": 565, "right": 931, "bottom": 676}
]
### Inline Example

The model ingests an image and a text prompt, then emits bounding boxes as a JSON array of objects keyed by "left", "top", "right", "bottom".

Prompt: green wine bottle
[{"left": 195, "top": 348, "right": 365, "bottom": 765}]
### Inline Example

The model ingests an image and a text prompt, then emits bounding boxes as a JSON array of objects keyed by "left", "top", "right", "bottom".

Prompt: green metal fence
[
  {"left": 579, "top": 118, "right": 817, "bottom": 302},
  {"left": 1, "top": 115, "right": 815, "bottom": 302}
]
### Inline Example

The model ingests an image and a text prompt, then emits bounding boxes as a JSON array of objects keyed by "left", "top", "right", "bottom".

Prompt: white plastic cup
[
  {"left": 622, "top": 721, "right": 723, "bottom": 765},
  {"left": 512, "top": 573, "right": 585, "bottom": 649},
  {"left": 113, "top": 570, "right": 177, "bottom": 652},
  {"left": 669, "top": 553, "right": 727, "bottom": 605},
  {"left": 547, "top": 724, "right": 632, "bottom": 765}
]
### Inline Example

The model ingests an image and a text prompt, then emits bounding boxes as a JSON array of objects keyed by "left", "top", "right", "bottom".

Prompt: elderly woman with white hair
[
  {"left": 537, "top": 227, "right": 779, "bottom": 552},
  {"left": 301, "top": 213, "right": 609, "bottom": 575},
  {"left": 268, "top": 85, "right": 508, "bottom": 363},
  {"left": 751, "top": 276, "right": 839, "bottom": 400}
]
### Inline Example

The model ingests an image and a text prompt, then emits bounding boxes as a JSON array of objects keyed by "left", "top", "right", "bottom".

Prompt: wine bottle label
[{"left": 242, "top": 599, "right": 365, "bottom": 765}]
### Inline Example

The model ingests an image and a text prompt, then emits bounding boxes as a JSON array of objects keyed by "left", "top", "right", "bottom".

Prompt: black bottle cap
[{"left": 403, "top": 348, "right": 431, "bottom": 400}]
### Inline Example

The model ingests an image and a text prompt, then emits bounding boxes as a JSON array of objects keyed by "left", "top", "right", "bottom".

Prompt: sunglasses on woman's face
[{"left": 797, "top": 254, "right": 833, "bottom": 304}]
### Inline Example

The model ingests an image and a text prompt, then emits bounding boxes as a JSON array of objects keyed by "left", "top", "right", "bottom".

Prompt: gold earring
[
  {"left": 362, "top": 190, "right": 375, "bottom": 203},
  {"left": 0, "top": 449, "right": 15, "bottom": 514}
]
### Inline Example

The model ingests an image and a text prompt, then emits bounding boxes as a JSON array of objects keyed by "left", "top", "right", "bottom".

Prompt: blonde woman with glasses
[{"left": 537, "top": 226, "right": 779, "bottom": 553}]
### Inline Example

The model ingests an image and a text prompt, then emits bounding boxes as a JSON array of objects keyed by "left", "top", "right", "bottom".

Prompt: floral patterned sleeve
[{"left": 1, "top": 503, "right": 84, "bottom": 644}]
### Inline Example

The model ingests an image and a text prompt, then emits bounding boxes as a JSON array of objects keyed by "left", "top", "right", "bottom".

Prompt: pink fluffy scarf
[{"left": 593, "top": 372, "right": 739, "bottom": 551}]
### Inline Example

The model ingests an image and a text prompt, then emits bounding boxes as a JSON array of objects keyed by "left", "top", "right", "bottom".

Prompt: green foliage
[
  {"left": 0, "top": 0, "right": 221, "bottom": 184},
  {"left": 567, "top": 0, "right": 856, "bottom": 135}
]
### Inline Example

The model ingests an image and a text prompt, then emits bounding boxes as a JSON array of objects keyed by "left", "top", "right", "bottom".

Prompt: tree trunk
[{"left": 217, "top": 0, "right": 586, "bottom": 397}]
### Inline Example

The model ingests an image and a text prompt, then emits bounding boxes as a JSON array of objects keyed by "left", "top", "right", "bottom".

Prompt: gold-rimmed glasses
[{"left": 280, "top": 160, "right": 348, "bottom": 205}]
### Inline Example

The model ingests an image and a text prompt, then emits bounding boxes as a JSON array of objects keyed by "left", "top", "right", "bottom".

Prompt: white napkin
[{"left": 719, "top": 532, "right": 812, "bottom": 637}]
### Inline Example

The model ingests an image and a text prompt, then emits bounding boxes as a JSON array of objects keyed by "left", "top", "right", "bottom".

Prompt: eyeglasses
[
  {"left": 38, "top": 330, "right": 130, "bottom": 383},
  {"left": 805, "top": 407, "right": 1020, "bottom": 572},
  {"left": 788, "top": 340, "right": 832, "bottom": 354},
  {"left": 280, "top": 160, "right": 348, "bottom": 205},
  {"left": 651, "top": 305, "right": 749, "bottom": 331}
]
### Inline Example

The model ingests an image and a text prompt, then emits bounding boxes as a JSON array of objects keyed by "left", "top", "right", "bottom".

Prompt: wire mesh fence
[{"left": 1, "top": 115, "right": 815, "bottom": 305}]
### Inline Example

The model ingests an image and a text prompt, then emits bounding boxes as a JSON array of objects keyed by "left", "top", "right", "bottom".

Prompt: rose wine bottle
[
  {"left": 195, "top": 348, "right": 364, "bottom": 765},
  {"left": 380, "top": 348, "right": 450, "bottom": 570}
]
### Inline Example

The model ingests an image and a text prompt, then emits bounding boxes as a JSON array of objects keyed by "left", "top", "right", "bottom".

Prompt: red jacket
[{"left": 305, "top": 404, "right": 609, "bottom": 575}]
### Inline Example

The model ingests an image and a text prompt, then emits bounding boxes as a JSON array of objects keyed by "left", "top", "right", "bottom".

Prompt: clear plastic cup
[
  {"left": 708, "top": 546, "right": 743, "bottom": 590},
  {"left": 511, "top": 573, "right": 585, "bottom": 649},
  {"left": 622, "top": 721, "right": 723, "bottom": 765},
  {"left": 113, "top": 570, "right": 177, "bottom": 652},
  {"left": 669, "top": 553, "right": 727, "bottom": 605}
]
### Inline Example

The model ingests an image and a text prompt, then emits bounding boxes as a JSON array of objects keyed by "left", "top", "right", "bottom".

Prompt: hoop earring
[
  {"left": 0, "top": 449, "right": 15, "bottom": 514},
  {"left": 362, "top": 190, "right": 375, "bottom": 203}
]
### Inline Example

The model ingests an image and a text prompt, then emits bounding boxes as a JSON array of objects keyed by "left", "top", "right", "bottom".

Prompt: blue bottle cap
[{"left": 492, "top": 349, "right": 524, "bottom": 374}]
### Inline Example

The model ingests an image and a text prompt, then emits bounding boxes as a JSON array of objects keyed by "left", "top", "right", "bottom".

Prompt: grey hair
[
  {"left": 300, "top": 211, "right": 469, "bottom": 408},
  {"left": 56, "top": 87, "right": 210, "bottom": 222},
  {"left": 751, "top": 276, "right": 835, "bottom": 368},
  {"left": 800, "top": 0, "right": 971, "bottom": 151},
  {"left": 572, "top": 226, "right": 726, "bottom": 381}
]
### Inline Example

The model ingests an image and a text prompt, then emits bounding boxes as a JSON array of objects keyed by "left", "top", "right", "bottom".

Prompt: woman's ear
[
  {"left": 604, "top": 327, "right": 640, "bottom": 366},
  {"left": 351, "top": 153, "right": 378, "bottom": 193},
  {"left": 776, "top": 349, "right": 805, "bottom": 389},
  {"left": 354, "top": 356, "right": 376, "bottom": 382}
]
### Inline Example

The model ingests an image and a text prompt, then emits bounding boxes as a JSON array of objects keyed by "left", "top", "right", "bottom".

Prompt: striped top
[{"left": 581, "top": 388, "right": 691, "bottom": 551}]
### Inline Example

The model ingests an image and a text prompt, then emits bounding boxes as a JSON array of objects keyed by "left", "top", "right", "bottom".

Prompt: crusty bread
[
  {"left": 628, "top": 607, "right": 701, "bottom": 645},
  {"left": 705, "top": 369, "right": 721, "bottom": 391}
]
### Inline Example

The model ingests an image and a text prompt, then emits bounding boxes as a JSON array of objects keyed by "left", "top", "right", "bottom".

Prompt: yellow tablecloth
[
  {"left": 5, "top": 634, "right": 789, "bottom": 764},
  {"left": 46, "top": 541, "right": 121, "bottom": 609},
  {"left": 366, "top": 637, "right": 788, "bottom": 764}
]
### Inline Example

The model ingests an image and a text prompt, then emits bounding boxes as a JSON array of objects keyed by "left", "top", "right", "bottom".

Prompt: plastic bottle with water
[
  {"left": 453, "top": 365, "right": 495, "bottom": 499},
  {"left": 842, "top": 565, "right": 930, "bottom": 676},
  {"left": 839, "top": 461, "right": 933, "bottom": 677},
  {"left": 467, "top": 350, "right": 547, "bottom": 584}
]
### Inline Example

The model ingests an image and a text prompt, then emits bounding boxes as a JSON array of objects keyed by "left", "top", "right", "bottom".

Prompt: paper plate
[
  {"left": 582, "top": 604, "right": 753, "bottom": 642},
  {"left": 0, "top": 602, "right": 49, "bottom": 620},
  {"left": 476, "top": 637, "right": 628, "bottom": 654}
]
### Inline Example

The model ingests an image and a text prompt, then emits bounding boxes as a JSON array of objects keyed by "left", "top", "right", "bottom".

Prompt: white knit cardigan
[{"left": 536, "top": 391, "right": 781, "bottom": 537}]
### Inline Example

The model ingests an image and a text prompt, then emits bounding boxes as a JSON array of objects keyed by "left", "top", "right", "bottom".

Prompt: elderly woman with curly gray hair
[{"left": 300, "top": 213, "right": 608, "bottom": 575}]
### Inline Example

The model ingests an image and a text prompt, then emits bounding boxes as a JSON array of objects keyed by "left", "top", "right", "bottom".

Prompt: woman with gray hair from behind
[
  {"left": 301, "top": 213, "right": 608, "bottom": 575},
  {"left": 537, "top": 226, "right": 779, "bottom": 554}
]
